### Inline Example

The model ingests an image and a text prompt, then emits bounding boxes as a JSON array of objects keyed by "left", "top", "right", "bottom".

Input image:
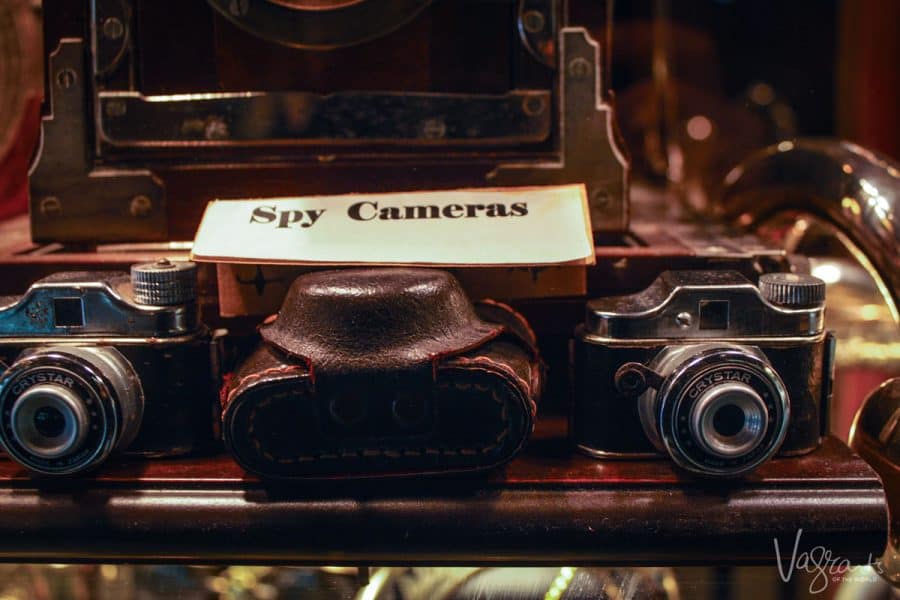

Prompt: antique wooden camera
[{"left": 31, "top": 0, "right": 627, "bottom": 243}]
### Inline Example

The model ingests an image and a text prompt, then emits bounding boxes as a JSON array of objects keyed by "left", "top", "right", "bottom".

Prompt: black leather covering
[{"left": 222, "top": 268, "right": 543, "bottom": 479}]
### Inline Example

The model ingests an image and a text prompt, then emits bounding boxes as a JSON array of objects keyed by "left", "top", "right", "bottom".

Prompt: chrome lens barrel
[
  {"left": 639, "top": 344, "right": 790, "bottom": 477},
  {"left": 0, "top": 347, "right": 144, "bottom": 476},
  {"left": 690, "top": 381, "right": 769, "bottom": 459},
  {"left": 10, "top": 383, "right": 91, "bottom": 460}
]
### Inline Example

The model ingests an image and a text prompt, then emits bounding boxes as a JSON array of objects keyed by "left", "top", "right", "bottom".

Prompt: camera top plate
[{"left": 582, "top": 270, "right": 825, "bottom": 343}]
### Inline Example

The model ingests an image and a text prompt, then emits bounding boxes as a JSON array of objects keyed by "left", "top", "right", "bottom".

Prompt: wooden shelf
[{"left": 0, "top": 419, "right": 886, "bottom": 565}]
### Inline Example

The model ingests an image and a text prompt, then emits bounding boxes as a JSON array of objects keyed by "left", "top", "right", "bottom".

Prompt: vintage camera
[
  {"left": 32, "top": 1, "right": 627, "bottom": 243},
  {"left": 0, "top": 260, "right": 222, "bottom": 476},
  {"left": 222, "top": 267, "right": 543, "bottom": 479},
  {"left": 572, "top": 270, "right": 835, "bottom": 477}
]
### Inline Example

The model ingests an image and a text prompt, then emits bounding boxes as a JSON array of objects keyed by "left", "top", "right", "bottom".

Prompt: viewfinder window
[
  {"left": 53, "top": 298, "right": 84, "bottom": 328},
  {"left": 699, "top": 300, "right": 730, "bottom": 330}
]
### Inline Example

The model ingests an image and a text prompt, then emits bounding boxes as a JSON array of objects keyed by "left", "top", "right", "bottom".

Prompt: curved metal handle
[
  {"left": 719, "top": 139, "right": 900, "bottom": 322},
  {"left": 850, "top": 378, "right": 900, "bottom": 587}
]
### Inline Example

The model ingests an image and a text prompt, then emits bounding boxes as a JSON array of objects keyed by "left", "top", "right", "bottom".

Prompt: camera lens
[
  {"left": 690, "top": 382, "right": 768, "bottom": 459},
  {"left": 638, "top": 344, "right": 789, "bottom": 477},
  {"left": 0, "top": 347, "right": 144, "bottom": 476},
  {"left": 712, "top": 403, "right": 745, "bottom": 437},
  {"left": 34, "top": 406, "right": 66, "bottom": 438},
  {"left": 10, "top": 384, "right": 90, "bottom": 459}
]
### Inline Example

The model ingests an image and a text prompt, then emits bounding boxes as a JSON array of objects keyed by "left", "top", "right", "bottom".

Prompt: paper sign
[{"left": 191, "top": 185, "right": 595, "bottom": 267}]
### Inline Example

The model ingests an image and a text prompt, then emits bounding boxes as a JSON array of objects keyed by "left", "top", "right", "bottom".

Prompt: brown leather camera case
[{"left": 221, "top": 267, "right": 543, "bottom": 479}]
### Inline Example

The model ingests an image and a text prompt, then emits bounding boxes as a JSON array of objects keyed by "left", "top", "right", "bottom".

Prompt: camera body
[
  {"left": 0, "top": 262, "right": 222, "bottom": 476},
  {"left": 573, "top": 270, "right": 834, "bottom": 477}
]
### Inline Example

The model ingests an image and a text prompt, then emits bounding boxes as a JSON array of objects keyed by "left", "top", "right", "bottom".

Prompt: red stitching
[
  {"left": 219, "top": 372, "right": 234, "bottom": 411},
  {"left": 225, "top": 364, "right": 307, "bottom": 407},
  {"left": 442, "top": 356, "right": 537, "bottom": 418},
  {"left": 477, "top": 298, "right": 539, "bottom": 346}
]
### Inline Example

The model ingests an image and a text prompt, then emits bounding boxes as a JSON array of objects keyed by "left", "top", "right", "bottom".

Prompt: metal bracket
[
  {"left": 29, "top": 39, "right": 166, "bottom": 243},
  {"left": 615, "top": 362, "right": 663, "bottom": 397},
  {"left": 95, "top": 90, "right": 552, "bottom": 148},
  {"left": 488, "top": 27, "right": 630, "bottom": 232}
]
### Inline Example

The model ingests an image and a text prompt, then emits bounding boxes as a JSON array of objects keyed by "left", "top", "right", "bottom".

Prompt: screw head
[
  {"left": 204, "top": 117, "right": 230, "bottom": 141},
  {"left": 421, "top": 118, "right": 447, "bottom": 140},
  {"left": 675, "top": 312, "right": 693, "bottom": 328},
  {"left": 567, "top": 57, "right": 592, "bottom": 79},
  {"left": 105, "top": 100, "right": 127, "bottom": 118},
  {"left": 39, "top": 196, "right": 62, "bottom": 217},
  {"left": 130, "top": 195, "right": 152, "bottom": 218},
  {"left": 522, "top": 95, "right": 546, "bottom": 117},
  {"left": 591, "top": 189, "right": 611, "bottom": 207},
  {"left": 522, "top": 10, "right": 545, "bottom": 33},
  {"left": 102, "top": 17, "right": 125, "bottom": 40},
  {"left": 55, "top": 69, "right": 77, "bottom": 89}
]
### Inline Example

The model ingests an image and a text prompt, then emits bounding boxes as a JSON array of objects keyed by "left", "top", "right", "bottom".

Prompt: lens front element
[
  {"left": 690, "top": 381, "right": 769, "bottom": 459},
  {"left": 0, "top": 347, "right": 144, "bottom": 476},
  {"left": 10, "top": 383, "right": 90, "bottom": 459}
]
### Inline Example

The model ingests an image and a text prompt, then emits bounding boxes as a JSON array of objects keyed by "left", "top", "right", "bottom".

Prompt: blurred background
[
  {"left": 0, "top": 564, "right": 892, "bottom": 599},
  {"left": 606, "top": 0, "right": 900, "bottom": 444}
]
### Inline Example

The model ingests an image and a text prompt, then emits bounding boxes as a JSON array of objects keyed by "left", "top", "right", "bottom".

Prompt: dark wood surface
[{"left": 0, "top": 418, "right": 886, "bottom": 566}]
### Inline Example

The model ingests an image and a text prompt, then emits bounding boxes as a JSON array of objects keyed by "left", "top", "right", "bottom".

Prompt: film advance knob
[
  {"left": 131, "top": 259, "right": 198, "bottom": 306},
  {"left": 758, "top": 273, "right": 826, "bottom": 308}
]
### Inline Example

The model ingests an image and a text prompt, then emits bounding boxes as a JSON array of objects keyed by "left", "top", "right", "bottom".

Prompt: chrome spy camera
[
  {"left": 572, "top": 271, "right": 834, "bottom": 477},
  {"left": 0, "top": 260, "right": 222, "bottom": 476}
]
